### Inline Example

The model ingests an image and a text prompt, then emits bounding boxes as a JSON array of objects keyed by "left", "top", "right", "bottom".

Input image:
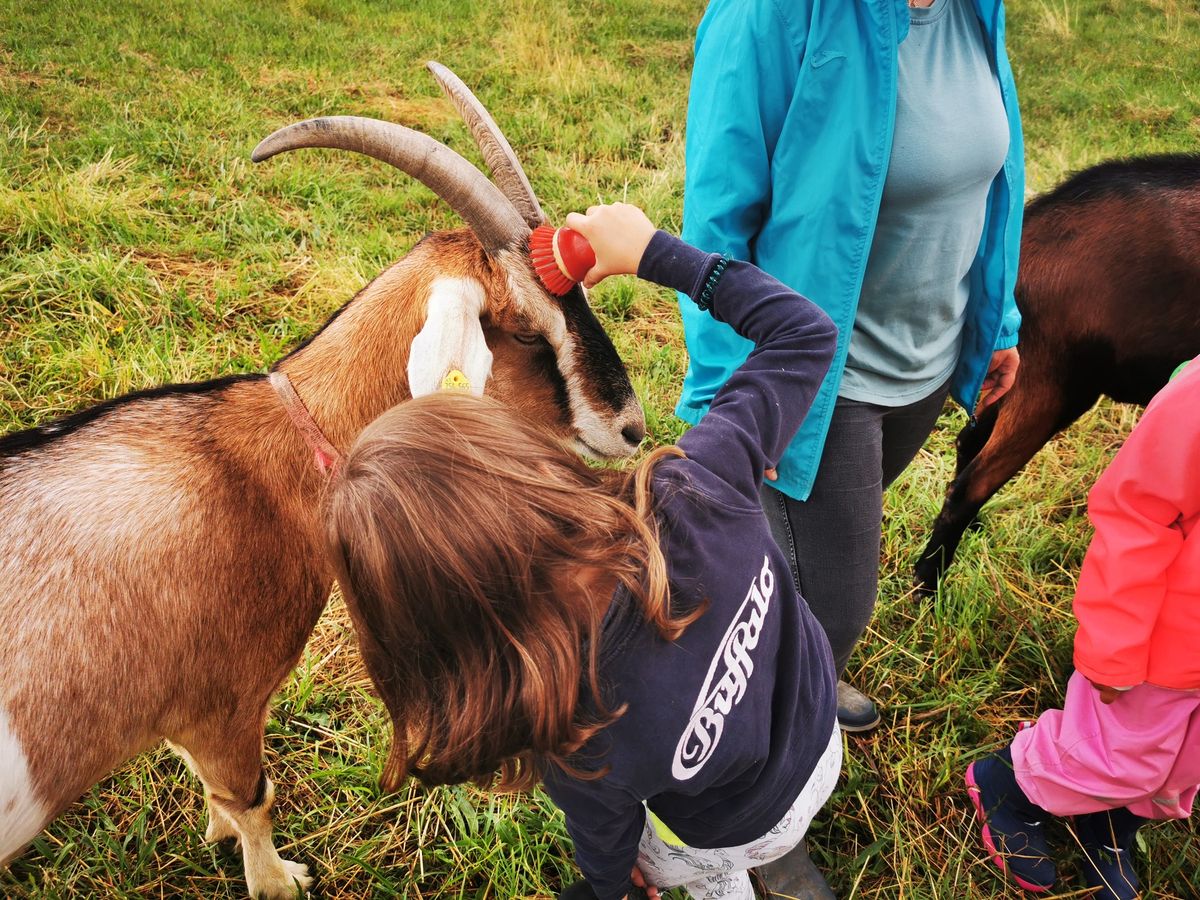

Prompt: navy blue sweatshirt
[{"left": 542, "top": 232, "right": 840, "bottom": 900}]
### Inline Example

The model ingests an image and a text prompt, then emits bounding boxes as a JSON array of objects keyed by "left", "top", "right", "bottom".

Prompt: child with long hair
[
  {"left": 965, "top": 357, "right": 1200, "bottom": 900},
  {"left": 324, "top": 203, "right": 842, "bottom": 900}
]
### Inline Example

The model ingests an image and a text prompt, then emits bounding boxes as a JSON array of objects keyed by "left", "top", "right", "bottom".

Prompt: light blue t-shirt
[{"left": 839, "top": 0, "right": 1010, "bottom": 405}]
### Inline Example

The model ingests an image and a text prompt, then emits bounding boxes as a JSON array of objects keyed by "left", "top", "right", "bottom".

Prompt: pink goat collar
[{"left": 268, "top": 371, "right": 342, "bottom": 476}]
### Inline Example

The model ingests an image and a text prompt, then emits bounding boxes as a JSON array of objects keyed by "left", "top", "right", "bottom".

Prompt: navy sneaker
[
  {"left": 1075, "top": 808, "right": 1146, "bottom": 900},
  {"left": 965, "top": 748, "right": 1057, "bottom": 892},
  {"left": 836, "top": 681, "right": 881, "bottom": 733}
]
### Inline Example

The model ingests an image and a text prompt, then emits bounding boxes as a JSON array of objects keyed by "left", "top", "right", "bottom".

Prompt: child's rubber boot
[
  {"left": 965, "top": 747, "right": 1057, "bottom": 892},
  {"left": 1074, "top": 807, "right": 1146, "bottom": 900},
  {"left": 751, "top": 840, "right": 837, "bottom": 898},
  {"left": 836, "top": 681, "right": 881, "bottom": 733}
]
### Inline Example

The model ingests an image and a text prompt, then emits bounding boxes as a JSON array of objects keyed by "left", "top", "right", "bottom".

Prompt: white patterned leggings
[{"left": 636, "top": 725, "right": 842, "bottom": 900}]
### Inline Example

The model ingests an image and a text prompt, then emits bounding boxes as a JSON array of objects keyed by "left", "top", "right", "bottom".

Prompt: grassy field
[{"left": 2, "top": 0, "right": 1199, "bottom": 897}]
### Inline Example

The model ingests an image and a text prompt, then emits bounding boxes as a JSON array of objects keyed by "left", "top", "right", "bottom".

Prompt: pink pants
[{"left": 1012, "top": 672, "right": 1200, "bottom": 820}]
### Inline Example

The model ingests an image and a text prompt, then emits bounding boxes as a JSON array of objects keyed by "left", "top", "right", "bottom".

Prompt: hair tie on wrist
[{"left": 697, "top": 255, "right": 729, "bottom": 311}]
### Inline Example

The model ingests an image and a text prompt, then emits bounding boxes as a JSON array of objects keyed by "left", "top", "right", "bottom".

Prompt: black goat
[{"left": 916, "top": 154, "right": 1200, "bottom": 590}]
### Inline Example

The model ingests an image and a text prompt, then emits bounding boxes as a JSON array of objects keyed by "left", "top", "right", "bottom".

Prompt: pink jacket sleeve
[{"left": 1072, "top": 364, "right": 1200, "bottom": 687}]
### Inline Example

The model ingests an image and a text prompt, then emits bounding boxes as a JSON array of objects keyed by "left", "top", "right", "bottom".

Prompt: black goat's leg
[
  {"left": 915, "top": 385, "right": 1082, "bottom": 592},
  {"left": 953, "top": 401, "right": 999, "bottom": 480}
]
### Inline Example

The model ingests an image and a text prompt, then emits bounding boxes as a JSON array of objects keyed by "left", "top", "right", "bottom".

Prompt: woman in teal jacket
[{"left": 677, "top": 0, "right": 1023, "bottom": 869}]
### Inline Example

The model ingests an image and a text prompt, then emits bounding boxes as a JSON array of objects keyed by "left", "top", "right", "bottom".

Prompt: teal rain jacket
[{"left": 676, "top": 0, "right": 1024, "bottom": 501}]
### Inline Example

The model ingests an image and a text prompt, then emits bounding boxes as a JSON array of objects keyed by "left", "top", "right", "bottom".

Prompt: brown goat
[
  {"left": 916, "top": 154, "right": 1200, "bottom": 590},
  {"left": 0, "top": 63, "right": 644, "bottom": 898}
]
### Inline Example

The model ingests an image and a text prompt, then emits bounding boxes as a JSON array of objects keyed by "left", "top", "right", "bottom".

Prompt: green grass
[{"left": 2, "top": 0, "right": 1199, "bottom": 896}]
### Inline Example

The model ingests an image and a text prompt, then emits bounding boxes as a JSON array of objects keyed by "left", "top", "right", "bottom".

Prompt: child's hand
[
  {"left": 630, "top": 864, "right": 660, "bottom": 899},
  {"left": 1087, "top": 678, "right": 1134, "bottom": 704},
  {"left": 564, "top": 203, "right": 657, "bottom": 288}
]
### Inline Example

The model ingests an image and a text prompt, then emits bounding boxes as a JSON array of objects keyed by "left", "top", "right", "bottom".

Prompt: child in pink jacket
[{"left": 965, "top": 356, "right": 1200, "bottom": 900}]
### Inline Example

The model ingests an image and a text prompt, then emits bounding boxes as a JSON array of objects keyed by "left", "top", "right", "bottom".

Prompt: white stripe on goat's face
[
  {"left": 0, "top": 705, "right": 49, "bottom": 865},
  {"left": 407, "top": 277, "right": 493, "bottom": 398},
  {"left": 499, "top": 251, "right": 644, "bottom": 458}
]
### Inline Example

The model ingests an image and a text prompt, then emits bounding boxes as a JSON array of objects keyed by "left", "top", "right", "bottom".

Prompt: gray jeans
[{"left": 760, "top": 385, "right": 950, "bottom": 675}]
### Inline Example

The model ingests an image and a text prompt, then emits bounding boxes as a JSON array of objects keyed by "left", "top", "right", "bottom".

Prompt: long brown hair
[{"left": 324, "top": 392, "right": 698, "bottom": 792}]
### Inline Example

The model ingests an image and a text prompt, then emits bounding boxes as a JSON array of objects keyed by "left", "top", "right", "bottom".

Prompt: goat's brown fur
[
  {"left": 0, "top": 228, "right": 640, "bottom": 897},
  {"left": 916, "top": 155, "right": 1200, "bottom": 589}
]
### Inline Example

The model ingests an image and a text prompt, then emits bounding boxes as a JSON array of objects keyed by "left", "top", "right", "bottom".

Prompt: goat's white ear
[{"left": 407, "top": 277, "right": 493, "bottom": 398}]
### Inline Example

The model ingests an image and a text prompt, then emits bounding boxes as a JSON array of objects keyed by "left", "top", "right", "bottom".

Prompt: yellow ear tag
[{"left": 440, "top": 369, "right": 472, "bottom": 392}]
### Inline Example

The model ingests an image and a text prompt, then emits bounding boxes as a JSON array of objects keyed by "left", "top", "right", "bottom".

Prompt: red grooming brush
[{"left": 529, "top": 225, "right": 596, "bottom": 295}]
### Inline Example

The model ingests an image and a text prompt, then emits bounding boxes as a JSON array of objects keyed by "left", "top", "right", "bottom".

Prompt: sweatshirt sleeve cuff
[
  {"left": 637, "top": 231, "right": 724, "bottom": 299},
  {"left": 600, "top": 880, "right": 633, "bottom": 900}
]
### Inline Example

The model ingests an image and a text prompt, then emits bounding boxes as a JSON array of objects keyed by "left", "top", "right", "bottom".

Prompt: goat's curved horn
[
  {"left": 251, "top": 116, "right": 528, "bottom": 252},
  {"left": 426, "top": 61, "right": 547, "bottom": 229}
]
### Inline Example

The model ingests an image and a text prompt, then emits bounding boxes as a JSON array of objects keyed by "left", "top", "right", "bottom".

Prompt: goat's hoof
[
  {"left": 250, "top": 860, "right": 313, "bottom": 899},
  {"left": 284, "top": 859, "right": 314, "bottom": 897},
  {"left": 912, "top": 568, "right": 939, "bottom": 598},
  {"left": 913, "top": 553, "right": 946, "bottom": 596},
  {"left": 282, "top": 860, "right": 314, "bottom": 896}
]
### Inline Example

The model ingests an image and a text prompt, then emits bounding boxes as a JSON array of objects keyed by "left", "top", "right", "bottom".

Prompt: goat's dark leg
[
  {"left": 952, "top": 400, "right": 1000, "bottom": 479},
  {"left": 915, "top": 381, "right": 1090, "bottom": 592},
  {"left": 169, "top": 716, "right": 312, "bottom": 899}
]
